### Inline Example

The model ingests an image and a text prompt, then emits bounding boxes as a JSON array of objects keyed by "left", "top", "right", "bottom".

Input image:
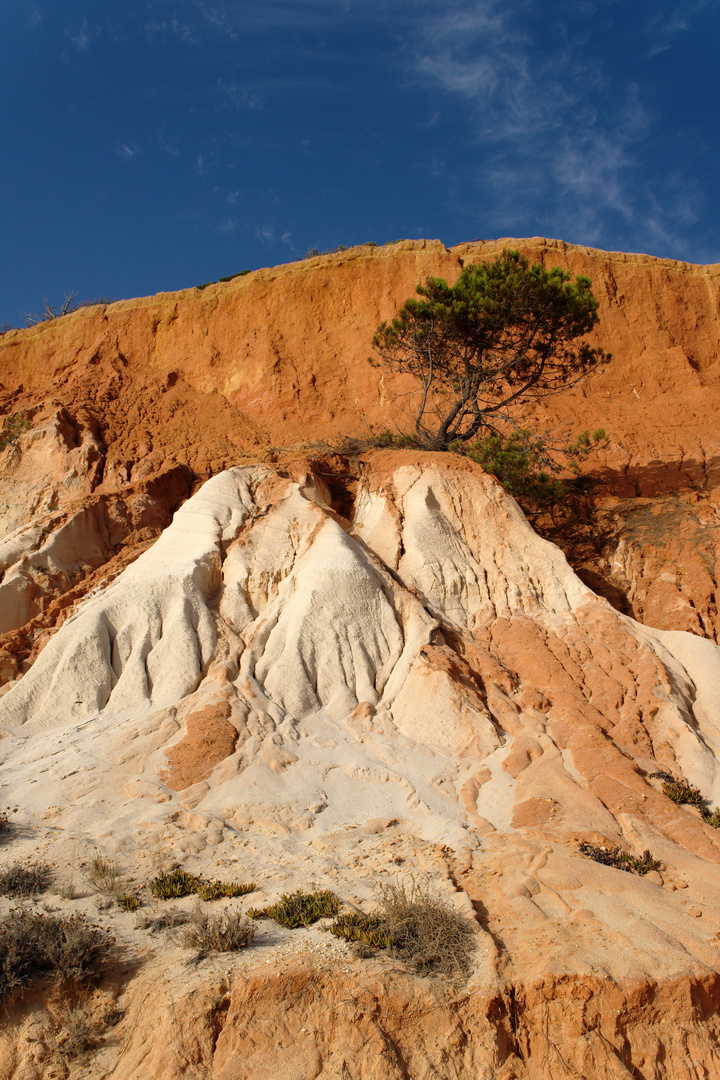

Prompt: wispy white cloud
[
  {"left": 645, "top": 10, "right": 688, "bottom": 56},
  {"left": 410, "top": 0, "right": 703, "bottom": 253},
  {"left": 217, "top": 79, "right": 263, "bottom": 110},
  {"left": 116, "top": 143, "right": 141, "bottom": 161},
  {"left": 144, "top": 18, "right": 199, "bottom": 43},
  {"left": 414, "top": 2, "right": 589, "bottom": 144},
  {"left": 195, "top": 1, "right": 238, "bottom": 40},
  {"left": 159, "top": 133, "right": 180, "bottom": 157},
  {"left": 644, "top": 0, "right": 710, "bottom": 57},
  {"left": 66, "top": 18, "right": 94, "bottom": 50},
  {"left": 254, "top": 223, "right": 293, "bottom": 249},
  {"left": 643, "top": 0, "right": 716, "bottom": 60}
]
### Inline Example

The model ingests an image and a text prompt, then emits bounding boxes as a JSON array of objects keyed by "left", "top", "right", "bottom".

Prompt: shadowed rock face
[{"left": 2, "top": 240, "right": 720, "bottom": 1078}]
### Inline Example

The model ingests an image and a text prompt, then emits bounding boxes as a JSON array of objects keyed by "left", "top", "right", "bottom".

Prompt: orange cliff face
[
  {"left": 2, "top": 237, "right": 720, "bottom": 471},
  {"left": 1, "top": 236, "right": 720, "bottom": 658},
  {"left": 4, "top": 241, "right": 720, "bottom": 1080}
]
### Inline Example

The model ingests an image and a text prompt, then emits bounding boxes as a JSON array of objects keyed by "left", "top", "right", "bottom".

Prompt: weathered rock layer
[
  {"left": 2, "top": 240, "right": 720, "bottom": 1078},
  {"left": 2, "top": 237, "right": 720, "bottom": 656}
]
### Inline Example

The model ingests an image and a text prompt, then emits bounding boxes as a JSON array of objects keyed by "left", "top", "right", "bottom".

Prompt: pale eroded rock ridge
[{"left": 3, "top": 455, "right": 720, "bottom": 946}]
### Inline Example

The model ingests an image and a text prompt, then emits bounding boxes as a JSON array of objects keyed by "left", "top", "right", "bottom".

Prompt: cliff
[
  {"left": 1, "top": 240, "right": 720, "bottom": 1079},
  {"left": 2, "top": 236, "right": 719, "bottom": 654}
]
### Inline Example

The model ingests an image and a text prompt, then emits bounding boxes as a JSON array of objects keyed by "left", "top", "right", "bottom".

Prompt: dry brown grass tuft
[
  {"left": 176, "top": 906, "right": 256, "bottom": 959},
  {"left": 376, "top": 881, "right": 475, "bottom": 977},
  {"left": 44, "top": 1002, "right": 102, "bottom": 1066},
  {"left": 86, "top": 853, "right": 123, "bottom": 896},
  {"left": 0, "top": 861, "right": 53, "bottom": 898},
  {"left": 138, "top": 910, "right": 192, "bottom": 935},
  {"left": 0, "top": 908, "right": 118, "bottom": 1001}
]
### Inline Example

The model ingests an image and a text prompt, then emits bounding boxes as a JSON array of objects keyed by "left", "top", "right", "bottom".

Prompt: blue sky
[{"left": 2, "top": 0, "right": 718, "bottom": 327}]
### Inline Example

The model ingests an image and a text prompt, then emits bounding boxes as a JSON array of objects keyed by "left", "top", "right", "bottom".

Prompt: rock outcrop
[
  {"left": 2, "top": 237, "right": 719, "bottom": 657},
  {"left": 2, "top": 239, "right": 720, "bottom": 1078}
]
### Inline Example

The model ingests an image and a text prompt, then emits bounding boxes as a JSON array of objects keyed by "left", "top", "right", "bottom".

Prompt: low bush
[
  {"left": 703, "top": 807, "right": 720, "bottom": 828},
  {"left": 87, "top": 853, "right": 122, "bottom": 895},
  {"left": 649, "top": 770, "right": 705, "bottom": 807},
  {"left": 305, "top": 245, "right": 347, "bottom": 258},
  {"left": 196, "top": 879, "right": 256, "bottom": 901},
  {"left": 629, "top": 850, "right": 663, "bottom": 875},
  {"left": 463, "top": 430, "right": 568, "bottom": 513},
  {"left": 579, "top": 842, "right": 661, "bottom": 876},
  {"left": 116, "top": 893, "right": 140, "bottom": 912},
  {"left": 150, "top": 868, "right": 199, "bottom": 899},
  {"left": 197, "top": 269, "right": 251, "bottom": 290},
  {"left": 331, "top": 913, "right": 391, "bottom": 949},
  {"left": 0, "top": 861, "right": 53, "bottom": 897},
  {"left": 45, "top": 1002, "right": 101, "bottom": 1065},
  {"left": 77, "top": 295, "right": 115, "bottom": 309},
  {"left": 138, "top": 910, "right": 191, "bottom": 934},
  {"left": 0, "top": 416, "right": 31, "bottom": 453},
  {"left": 368, "top": 427, "right": 606, "bottom": 519},
  {"left": 150, "top": 867, "right": 255, "bottom": 901},
  {"left": 248, "top": 890, "right": 340, "bottom": 928},
  {"left": 662, "top": 780, "right": 704, "bottom": 806},
  {"left": 0, "top": 909, "right": 117, "bottom": 1001},
  {"left": 333, "top": 883, "right": 474, "bottom": 977},
  {"left": 176, "top": 907, "right": 256, "bottom": 958},
  {"left": 375, "top": 881, "right": 474, "bottom": 976}
]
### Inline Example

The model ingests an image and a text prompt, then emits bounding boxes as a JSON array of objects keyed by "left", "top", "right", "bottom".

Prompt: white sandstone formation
[{"left": 2, "top": 451, "right": 720, "bottom": 872}]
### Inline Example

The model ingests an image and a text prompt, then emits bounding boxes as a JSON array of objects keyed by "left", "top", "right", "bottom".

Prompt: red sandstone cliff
[
  {"left": 2, "top": 239, "right": 720, "bottom": 1080},
  {"left": 2, "top": 237, "right": 719, "bottom": 652}
]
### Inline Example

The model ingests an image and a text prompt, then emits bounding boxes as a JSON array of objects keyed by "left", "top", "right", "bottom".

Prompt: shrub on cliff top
[
  {"left": 176, "top": 907, "right": 256, "bottom": 958},
  {"left": 23, "top": 292, "right": 78, "bottom": 326}
]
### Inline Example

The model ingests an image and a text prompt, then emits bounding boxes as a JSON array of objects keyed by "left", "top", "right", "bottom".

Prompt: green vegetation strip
[
  {"left": 662, "top": 780, "right": 704, "bottom": 806},
  {"left": 649, "top": 770, "right": 720, "bottom": 821},
  {"left": 251, "top": 886, "right": 474, "bottom": 977},
  {"left": 150, "top": 868, "right": 255, "bottom": 901},
  {"left": 579, "top": 842, "right": 661, "bottom": 876},
  {"left": 248, "top": 890, "right": 340, "bottom": 928}
]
